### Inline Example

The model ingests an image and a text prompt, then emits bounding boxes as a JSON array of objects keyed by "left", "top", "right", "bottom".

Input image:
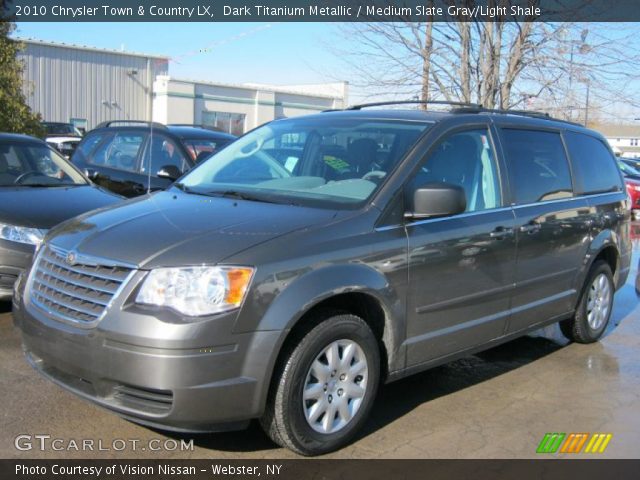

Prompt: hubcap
[
  {"left": 302, "top": 339, "right": 368, "bottom": 434},
  {"left": 587, "top": 273, "right": 612, "bottom": 330}
]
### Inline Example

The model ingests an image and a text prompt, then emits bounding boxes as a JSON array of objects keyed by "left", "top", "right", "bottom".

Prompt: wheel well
[
  {"left": 277, "top": 292, "right": 390, "bottom": 380},
  {"left": 594, "top": 246, "right": 618, "bottom": 276}
]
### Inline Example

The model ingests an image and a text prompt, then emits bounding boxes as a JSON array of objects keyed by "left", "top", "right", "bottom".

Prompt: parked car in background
[
  {"left": 624, "top": 177, "right": 640, "bottom": 219},
  {"left": 14, "top": 103, "right": 631, "bottom": 455},
  {"left": 0, "top": 133, "right": 122, "bottom": 300},
  {"left": 41, "top": 122, "right": 84, "bottom": 159},
  {"left": 620, "top": 157, "right": 640, "bottom": 172},
  {"left": 71, "top": 121, "right": 236, "bottom": 197}
]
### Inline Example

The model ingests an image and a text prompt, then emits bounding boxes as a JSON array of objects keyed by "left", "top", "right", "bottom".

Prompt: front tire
[
  {"left": 260, "top": 313, "right": 380, "bottom": 456},
  {"left": 560, "top": 260, "right": 614, "bottom": 343}
]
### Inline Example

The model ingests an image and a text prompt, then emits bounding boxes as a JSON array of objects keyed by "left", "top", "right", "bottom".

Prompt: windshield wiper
[
  {"left": 205, "top": 189, "right": 284, "bottom": 204},
  {"left": 173, "top": 182, "right": 192, "bottom": 193}
]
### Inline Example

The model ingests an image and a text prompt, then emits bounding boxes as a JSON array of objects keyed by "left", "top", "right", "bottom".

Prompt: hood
[
  {"left": 46, "top": 190, "right": 339, "bottom": 269},
  {"left": 0, "top": 185, "right": 122, "bottom": 230}
]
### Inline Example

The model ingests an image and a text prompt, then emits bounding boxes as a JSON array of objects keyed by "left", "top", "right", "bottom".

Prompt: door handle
[
  {"left": 490, "top": 227, "right": 514, "bottom": 239},
  {"left": 519, "top": 222, "right": 542, "bottom": 234}
]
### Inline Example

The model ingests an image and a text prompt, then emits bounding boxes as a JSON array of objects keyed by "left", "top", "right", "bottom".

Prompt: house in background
[{"left": 592, "top": 123, "right": 640, "bottom": 158}]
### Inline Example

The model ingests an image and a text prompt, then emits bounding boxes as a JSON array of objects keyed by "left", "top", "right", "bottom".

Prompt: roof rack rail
[
  {"left": 95, "top": 120, "right": 168, "bottom": 129},
  {"left": 168, "top": 123, "right": 226, "bottom": 132},
  {"left": 451, "top": 106, "right": 583, "bottom": 126},
  {"left": 346, "top": 100, "right": 483, "bottom": 110}
]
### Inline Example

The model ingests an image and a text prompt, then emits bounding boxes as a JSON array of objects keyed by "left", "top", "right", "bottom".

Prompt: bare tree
[{"left": 331, "top": 8, "right": 640, "bottom": 120}]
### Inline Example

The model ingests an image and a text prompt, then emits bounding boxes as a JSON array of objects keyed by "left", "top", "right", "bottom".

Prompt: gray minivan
[{"left": 13, "top": 102, "right": 631, "bottom": 455}]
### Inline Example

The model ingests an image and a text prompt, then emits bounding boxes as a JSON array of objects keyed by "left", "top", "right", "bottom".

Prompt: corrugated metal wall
[{"left": 18, "top": 41, "right": 168, "bottom": 129}]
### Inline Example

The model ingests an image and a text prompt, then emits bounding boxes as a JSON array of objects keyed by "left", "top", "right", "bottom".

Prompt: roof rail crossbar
[
  {"left": 167, "top": 123, "right": 225, "bottom": 132},
  {"left": 346, "top": 100, "right": 483, "bottom": 110},
  {"left": 96, "top": 120, "right": 168, "bottom": 129},
  {"left": 451, "top": 107, "right": 583, "bottom": 126}
]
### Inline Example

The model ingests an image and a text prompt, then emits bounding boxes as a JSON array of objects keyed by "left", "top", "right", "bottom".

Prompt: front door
[{"left": 405, "top": 127, "right": 517, "bottom": 367}]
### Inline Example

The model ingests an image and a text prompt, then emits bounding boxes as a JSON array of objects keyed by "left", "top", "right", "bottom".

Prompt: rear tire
[
  {"left": 560, "top": 260, "right": 614, "bottom": 344},
  {"left": 260, "top": 313, "right": 380, "bottom": 456}
]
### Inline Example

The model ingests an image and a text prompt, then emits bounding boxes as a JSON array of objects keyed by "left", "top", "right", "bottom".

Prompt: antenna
[{"left": 147, "top": 121, "right": 153, "bottom": 194}]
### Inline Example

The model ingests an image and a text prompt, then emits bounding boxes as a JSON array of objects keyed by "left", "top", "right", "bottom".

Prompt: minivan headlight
[
  {"left": 136, "top": 266, "right": 254, "bottom": 316},
  {"left": 0, "top": 223, "right": 46, "bottom": 246}
]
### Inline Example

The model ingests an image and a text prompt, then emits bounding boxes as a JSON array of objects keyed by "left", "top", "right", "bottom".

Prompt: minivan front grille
[{"left": 30, "top": 245, "right": 133, "bottom": 326}]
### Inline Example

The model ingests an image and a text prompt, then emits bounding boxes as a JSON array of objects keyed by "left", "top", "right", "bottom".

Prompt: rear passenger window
[
  {"left": 501, "top": 129, "right": 573, "bottom": 204},
  {"left": 564, "top": 132, "right": 622, "bottom": 194},
  {"left": 89, "top": 133, "right": 145, "bottom": 172}
]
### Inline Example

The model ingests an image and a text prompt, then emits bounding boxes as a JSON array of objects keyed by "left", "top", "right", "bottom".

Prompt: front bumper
[
  {"left": 13, "top": 277, "right": 283, "bottom": 432},
  {"left": 0, "top": 239, "right": 34, "bottom": 300}
]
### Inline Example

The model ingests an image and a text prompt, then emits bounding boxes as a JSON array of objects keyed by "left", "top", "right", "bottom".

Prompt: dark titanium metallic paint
[{"left": 13, "top": 110, "right": 631, "bottom": 433}]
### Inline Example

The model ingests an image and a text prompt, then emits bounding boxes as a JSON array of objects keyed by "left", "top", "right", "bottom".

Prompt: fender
[
  {"left": 257, "top": 263, "right": 406, "bottom": 369},
  {"left": 574, "top": 228, "right": 621, "bottom": 294}
]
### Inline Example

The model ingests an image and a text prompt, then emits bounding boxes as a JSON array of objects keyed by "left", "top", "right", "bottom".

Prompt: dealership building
[{"left": 17, "top": 38, "right": 348, "bottom": 135}]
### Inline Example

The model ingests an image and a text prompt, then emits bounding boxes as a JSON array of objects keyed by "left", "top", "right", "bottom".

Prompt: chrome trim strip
[
  {"left": 32, "top": 289, "right": 101, "bottom": 318},
  {"left": 27, "top": 244, "right": 137, "bottom": 329},
  {"left": 42, "top": 253, "right": 130, "bottom": 283},
  {"left": 375, "top": 190, "right": 625, "bottom": 232},
  {"left": 33, "top": 274, "right": 110, "bottom": 306},
  {"left": 36, "top": 264, "right": 118, "bottom": 295}
]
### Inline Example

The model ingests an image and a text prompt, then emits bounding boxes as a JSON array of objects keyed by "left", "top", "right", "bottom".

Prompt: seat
[{"left": 344, "top": 138, "right": 379, "bottom": 177}]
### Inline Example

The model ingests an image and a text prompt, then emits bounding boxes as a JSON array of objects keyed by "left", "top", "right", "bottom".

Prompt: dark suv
[
  {"left": 72, "top": 122, "right": 236, "bottom": 197},
  {"left": 14, "top": 102, "right": 631, "bottom": 456}
]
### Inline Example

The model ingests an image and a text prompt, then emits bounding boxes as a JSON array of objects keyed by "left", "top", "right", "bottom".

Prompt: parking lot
[{"left": 1, "top": 239, "right": 639, "bottom": 459}]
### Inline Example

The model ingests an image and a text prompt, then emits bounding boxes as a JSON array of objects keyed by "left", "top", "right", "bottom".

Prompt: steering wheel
[
  {"left": 362, "top": 170, "right": 387, "bottom": 182},
  {"left": 14, "top": 171, "right": 42, "bottom": 185}
]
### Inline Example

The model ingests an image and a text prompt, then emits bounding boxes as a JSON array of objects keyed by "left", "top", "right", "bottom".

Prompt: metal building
[
  {"left": 18, "top": 38, "right": 348, "bottom": 134},
  {"left": 18, "top": 38, "right": 169, "bottom": 131}
]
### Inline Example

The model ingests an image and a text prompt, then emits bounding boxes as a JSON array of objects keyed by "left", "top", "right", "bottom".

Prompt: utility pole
[{"left": 584, "top": 82, "right": 590, "bottom": 127}]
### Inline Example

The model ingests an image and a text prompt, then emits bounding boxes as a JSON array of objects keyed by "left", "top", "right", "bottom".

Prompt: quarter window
[
  {"left": 501, "top": 129, "right": 573, "bottom": 204},
  {"left": 140, "top": 135, "right": 189, "bottom": 176},
  {"left": 564, "top": 132, "right": 622, "bottom": 195},
  {"left": 410, "top": 129, "right": 502, "bottom": 212}
]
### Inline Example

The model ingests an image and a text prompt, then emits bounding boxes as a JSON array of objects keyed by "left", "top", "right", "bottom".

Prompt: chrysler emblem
[{"left": 66, "top": 252, "right": 77, "bottom": 266}]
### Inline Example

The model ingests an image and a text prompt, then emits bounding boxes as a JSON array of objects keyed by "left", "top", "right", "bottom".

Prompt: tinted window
[
  {"left": 409, "top": 129, "right": 502, "bottom": 212},
  {"left": 76, "top": 132, "right": 107, "bottom": 158},
  {"left": 564, "top": 132, "right": 622, "bottom": 194},
  {"left": 140, "top": 135, "right": 189, "bottom": 176},
  {"left": 183, "top": 139, "right": 230, "bottom": 163},
  {"left": 89, "top": 132, "right": 145, "bottom": 172},
  {"left": 0, "top": 143, "right": 86, "bottom": 187},
  {"left": 501, "top": 129, "right": 573, "bottom": 204}
]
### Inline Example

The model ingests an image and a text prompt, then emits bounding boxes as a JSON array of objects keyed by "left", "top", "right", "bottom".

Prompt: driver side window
[{"left": 410, "top": 129, "right": 502, "bottom": 213}]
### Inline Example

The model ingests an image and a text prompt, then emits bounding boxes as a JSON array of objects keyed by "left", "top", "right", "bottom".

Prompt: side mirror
[
  {"left": 157, "top": 165, "right": 181, "bottom": 180},
  {"left": 406, "top": 182, "right": 466, "bottom": 219}
]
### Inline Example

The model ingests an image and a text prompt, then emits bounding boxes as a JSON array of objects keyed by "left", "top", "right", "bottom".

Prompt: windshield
[
  {"left": 0, "top": 142, "right": 88, "bottom": 187},
  {"left": 178, "top": 117, "right": 431, "bottom": 207}
]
